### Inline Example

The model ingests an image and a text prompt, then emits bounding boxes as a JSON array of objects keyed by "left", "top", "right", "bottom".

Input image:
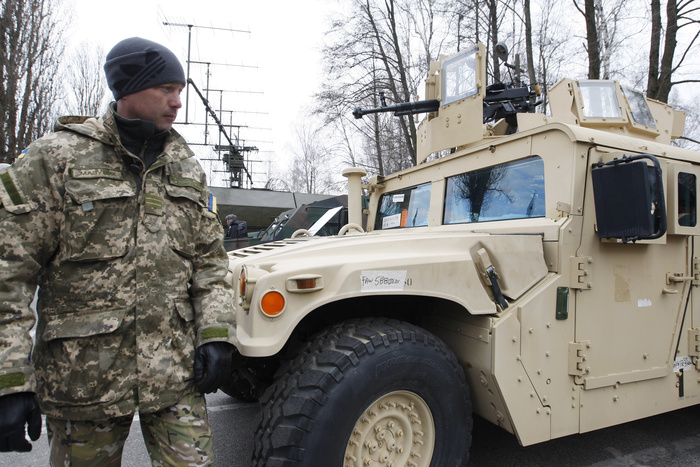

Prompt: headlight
[
  {"left": 238, "top": 265, "right": 264, "bottom": 311},
  {"left": 239, "top": 267, "right": 247, "bottom": 297}
]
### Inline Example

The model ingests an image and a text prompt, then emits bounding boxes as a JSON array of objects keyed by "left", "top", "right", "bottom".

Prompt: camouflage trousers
[{"left": 46, "top": 392, "right": 214, "bottom": 466}]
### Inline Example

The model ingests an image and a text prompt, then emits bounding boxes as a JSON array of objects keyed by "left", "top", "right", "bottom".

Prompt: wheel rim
[{"left": 343, "top": 390, "right": 435, "bottom": 467}]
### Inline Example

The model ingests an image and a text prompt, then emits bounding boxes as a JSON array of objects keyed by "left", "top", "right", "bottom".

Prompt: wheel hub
[{"left": 344, "top": 390, "right": 435, "bottom": 467}]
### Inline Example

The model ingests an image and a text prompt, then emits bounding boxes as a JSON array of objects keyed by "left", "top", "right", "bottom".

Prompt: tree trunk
[
  {"left": 656, "top": 0, "right": 679, "bottom": 102},
  {"left": 488, "top": 0, "right": 501, "bottom": 81},
  {"left": 647, "top": 0, "right": 662, "bottom": 98},
  {"left": 524, "top": 0, "right": 537, "bottom": 87},
  {"left": 583, "top": 0, "right": 601, "bottom": 79}
]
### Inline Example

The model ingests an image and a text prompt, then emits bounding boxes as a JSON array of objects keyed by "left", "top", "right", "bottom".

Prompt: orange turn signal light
[
  {"left": 295, "top": 278, "right": 317, "bottom": 290},
  {"left": 261, "top": 291, "right": 285, "bottom": 317}
]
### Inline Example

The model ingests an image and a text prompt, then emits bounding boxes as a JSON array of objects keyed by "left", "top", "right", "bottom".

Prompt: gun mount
[{"left": 353, "top": 81, "right": 540, "bottom": 134}]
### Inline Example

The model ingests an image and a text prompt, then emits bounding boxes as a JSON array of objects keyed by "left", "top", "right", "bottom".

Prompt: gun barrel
[{"left": 353, "top": 99, "right": 440, "bottom": 119}]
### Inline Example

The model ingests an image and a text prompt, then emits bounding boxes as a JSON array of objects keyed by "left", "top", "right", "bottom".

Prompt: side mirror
[{"left": 591, "top": 154, "right": 667, "bottom": 242}]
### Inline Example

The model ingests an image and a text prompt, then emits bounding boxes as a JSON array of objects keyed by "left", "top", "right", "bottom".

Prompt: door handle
[{"left": 666, "top": 272, "right": 695, "bottom": 284}]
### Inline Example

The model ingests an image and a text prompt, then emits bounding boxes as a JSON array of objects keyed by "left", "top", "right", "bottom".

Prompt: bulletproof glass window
[
  {"left": 578, "top": 81, "right": 622, "bottom": 119},
  {"left": 442, "top": 47, "right": 478, "bottom": 106},
  {"left": 678, "top": 172, "right": 697, "bottom": 227},
  {"left": 375, "top": 183, "right": 431, "bottom": 230},
  {"left": 443, "top": 156, "right": 545, "bottom": 224},
  {"left": 622, "top": 87, "right": 656, "bottom": 128}
]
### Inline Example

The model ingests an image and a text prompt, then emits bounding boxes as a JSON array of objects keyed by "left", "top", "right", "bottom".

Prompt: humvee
[{"left": 225, "top": 42, "right": 697, "bottom": 466}]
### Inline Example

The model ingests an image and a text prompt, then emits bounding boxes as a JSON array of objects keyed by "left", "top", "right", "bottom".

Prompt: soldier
[
  {"left": 0, "top": 37, "right": 236, "bottom": 465},
  {"left": 224, "top": 214, "right": 248, "bottom": 239}
]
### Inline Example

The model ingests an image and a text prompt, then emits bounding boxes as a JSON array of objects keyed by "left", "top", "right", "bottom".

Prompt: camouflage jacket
[{"left": 0, "top": 107, "right": 235, "bottom": 420}]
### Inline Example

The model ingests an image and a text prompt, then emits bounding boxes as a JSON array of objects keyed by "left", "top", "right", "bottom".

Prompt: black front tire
[{"left": 253, "top": 318, "right": 472, "bottom": 466}]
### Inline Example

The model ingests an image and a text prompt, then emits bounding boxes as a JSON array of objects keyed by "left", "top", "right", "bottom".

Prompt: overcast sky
[{"left": 69, "top": 0, "right": 335, "bottom": 187}]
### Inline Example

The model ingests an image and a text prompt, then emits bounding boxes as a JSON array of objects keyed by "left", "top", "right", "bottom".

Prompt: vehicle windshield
[
  {"left": 444, "top": 156, "right": 545, "bottom": 224},
  {"left": 375, "top": 183, "right": 431, "bottom": 230},
  {"left": 442, "top": 47, "right": 479, "bottom": 106}
]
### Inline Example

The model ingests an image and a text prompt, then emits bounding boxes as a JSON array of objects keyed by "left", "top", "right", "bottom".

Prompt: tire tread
[{"left": 252, "top": 318, "right": 471, "bottom": 466}]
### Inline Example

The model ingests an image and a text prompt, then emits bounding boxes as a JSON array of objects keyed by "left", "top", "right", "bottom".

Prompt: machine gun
[
  {"left": 353, "top": 83, "right": 540, "bottom": 133},
  {"left": 352, "top": 92, "right": 439, "bottom": 119},
  {"left": 483, "top": 81, "right": 541, "bottom": 132},
  {"left": 353, "top": 42, "right": 542, "bottom": 134}
]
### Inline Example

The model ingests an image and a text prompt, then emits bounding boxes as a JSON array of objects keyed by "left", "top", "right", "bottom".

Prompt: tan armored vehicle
[{"left": 225, "top": 43, "right": 697, "bottom": 466}]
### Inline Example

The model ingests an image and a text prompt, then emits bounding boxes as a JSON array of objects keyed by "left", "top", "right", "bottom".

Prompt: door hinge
[
  {"left": 568, "top": 341, "right": 590, "bottom": 377},
  {"left": 570, "top": 256, "right": 593, "bottom": 290},
  {"left": 689, "top": 330, "right": 700, "bottom": 368}
]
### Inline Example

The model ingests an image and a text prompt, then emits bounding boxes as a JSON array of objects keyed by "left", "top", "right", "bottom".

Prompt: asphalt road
[
  {"left": 3, "top": 392, "right": 700, "bottom": 466},
  {"left": 0, "top": 392, "right": 257, "bottom": 467}
]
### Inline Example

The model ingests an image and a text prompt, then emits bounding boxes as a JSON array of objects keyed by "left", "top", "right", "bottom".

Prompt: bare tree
[
  {"left": 0, "top": 0, "right": 66, "bottom": 163},
  {"left": 532, "top": 0, "right": 576, "bottom": 108},
  {"left": 647, "top": 0, "right": 700, "bottom": 103},
  {"left": 674, "top": 95, "right": 700, "bottom": 150},
  {"left": 487, "top": 0, "right": 503, "bottom": 81},
  {"left": 63, "top": 42, "right": 109, "bottom": 116},
  {"left": 318, "top": 0, "right": 453, "bottom": 175},
  {"left": 288, "top": 114, "right": 339, "bottom": 194},
  {"left": 574, "top": 0, "right": 629, "bottom": 79},
  {"left": 448, "top": 0, "right": 515, "bottom": 81},
  {"left": 523, "top": 0, "right": 538, "bottom": 86}
]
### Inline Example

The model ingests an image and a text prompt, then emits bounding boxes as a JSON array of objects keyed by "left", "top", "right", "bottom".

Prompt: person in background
[
  {"left": 0, "top": 37, "right": 236, "bottom": 466},
  {"left": 225, "top": 213, "right": 248, "bottom": 239}
]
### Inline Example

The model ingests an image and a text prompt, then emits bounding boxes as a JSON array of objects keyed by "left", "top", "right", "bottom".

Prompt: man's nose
[{"left": 170, "top": 93, "right": 182, "bottom": 108}]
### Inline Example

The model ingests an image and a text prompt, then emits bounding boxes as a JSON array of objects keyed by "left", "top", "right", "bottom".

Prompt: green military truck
[{"left": 224, "top": 43, "right": 698, "bottom": 466}]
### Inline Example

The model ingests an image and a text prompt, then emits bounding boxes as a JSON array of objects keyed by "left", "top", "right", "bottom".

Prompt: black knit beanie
[{"left": 104, "top": 37, "right": 186, "bottom": 100}]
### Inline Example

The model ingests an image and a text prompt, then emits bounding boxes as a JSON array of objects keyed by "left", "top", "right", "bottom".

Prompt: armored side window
[
  {"left": 678, "top": 172, "right": 697, "bottom": 227},
  {"left": 443, "top": 156, "right": 545, "bottom": 224},
  {"left": 375, "top": 183, "right": 431, "bottom": 230}
]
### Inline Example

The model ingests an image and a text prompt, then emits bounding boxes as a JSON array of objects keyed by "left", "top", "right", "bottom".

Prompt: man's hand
[
  {"left": 194, "top": 342, "right": 233, "bottom": 394},
  {"left": 0, "top": 392, "right": 42, "bottom": 452}
]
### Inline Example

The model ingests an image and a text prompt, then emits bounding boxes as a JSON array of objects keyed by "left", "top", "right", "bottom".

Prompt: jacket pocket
[
  {"left": 64, "top": 170, "right": 136, "bottom": 261},
  {"left": 38, "top": 308, "right": 129, "bottom": 404},
  {"left": 164, "top": 179, "right": 205, "bottom": 258},
  {"left": 42, "top": 308, "right": 126, "bottom": 341}
]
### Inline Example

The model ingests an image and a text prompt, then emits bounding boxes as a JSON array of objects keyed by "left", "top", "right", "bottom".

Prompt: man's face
[{"left": 116, "top": 83, "right": 184, "bottom": 131}]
